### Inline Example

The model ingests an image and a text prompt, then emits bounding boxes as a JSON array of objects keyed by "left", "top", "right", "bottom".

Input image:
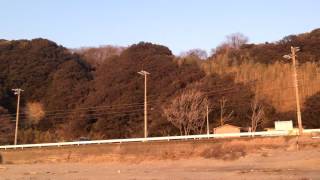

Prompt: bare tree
[
  {"left": 226, "top": 33, "right": 248, "bottom": 49},
  {"left": 180, "top": 49, "right": 208, "bottom": 60},
  {"left": 163, "top": 89, "right": 208, "bottom": 135},
  {"left": 219, "top": 97, "right": 234, "bottom": 126},
  {"left": 250, "top": 98, "right": 265, "bottom": 133},
  {"left": 210, "top": 33, "right": 248, "bottom": 67},
  {"left": 73, "top": 45, "right": 125, "bottom": 67}
]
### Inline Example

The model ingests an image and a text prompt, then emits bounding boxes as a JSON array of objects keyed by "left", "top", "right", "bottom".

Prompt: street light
[
  {"left": 283, "top": 46, "right": 303, "bottom": 135},
  {"left": 138, "top": 70, "right": 150, "bottom": 139},
  {"left": 12, "top": 88, "right": 23, "bottom": 145}
]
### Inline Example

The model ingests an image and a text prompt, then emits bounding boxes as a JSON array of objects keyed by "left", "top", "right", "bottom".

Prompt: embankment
[{"left": 0, "top": 136, "right": 319, "bottom": 164}]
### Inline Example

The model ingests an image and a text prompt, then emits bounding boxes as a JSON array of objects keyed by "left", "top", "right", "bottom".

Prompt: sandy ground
[{"left": 1, "top": 148, "right": 319, "bottom": 180}]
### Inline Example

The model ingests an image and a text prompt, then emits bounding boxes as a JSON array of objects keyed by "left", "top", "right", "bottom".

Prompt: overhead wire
[{"left": 2, "top": 81, "right": 319, "bottom": 121}]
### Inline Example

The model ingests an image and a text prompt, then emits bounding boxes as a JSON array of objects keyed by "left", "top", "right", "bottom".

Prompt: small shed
[
  {"left": 213, "top": 124, "right": 241, "bottom": 134},
  {"left": 275, "top": 120, "right": 293, "bottom": 131}
]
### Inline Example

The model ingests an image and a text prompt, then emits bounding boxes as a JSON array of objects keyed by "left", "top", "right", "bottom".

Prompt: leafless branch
[
  {"left": 250, "top": 97, "right": 265, "bottom": 133},
  {"left": 219, "top": 97, "right": 234, "bottom": 126},
  {"left": 163, "top": 89, "right": 208, "bottom": 135}
]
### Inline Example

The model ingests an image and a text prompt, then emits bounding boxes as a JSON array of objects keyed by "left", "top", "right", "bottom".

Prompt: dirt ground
[{"left": 0, "top": 136, "right": 319, "bottom": 180}]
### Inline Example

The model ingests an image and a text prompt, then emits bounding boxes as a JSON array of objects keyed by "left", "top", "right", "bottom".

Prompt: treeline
[
  {"left": 0, "top": 38, "right": 92, "bottom": 144},
  {"left": 200, "top": 29, "right": 320, "bottom": 128},
  {"left": 0, "top": 28, "right": 319, "bottom": 144}
]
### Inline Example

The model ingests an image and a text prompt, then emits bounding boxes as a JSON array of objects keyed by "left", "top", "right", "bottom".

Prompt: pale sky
[{"left": 1, "top": 0, "right": 319, "bottom": 54}]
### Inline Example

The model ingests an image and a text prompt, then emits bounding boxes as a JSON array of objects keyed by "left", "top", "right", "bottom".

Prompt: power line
[
  {"left": 6, "top": 106, "right": 147, "bottom": 121},
  {"left": 7, "top": 96, "right": 300, "bottom": 123},
  {"left": 1, "top": 81, "right": 318, "bottom": 119},
  {"left": 8, "top": 108, "right": 146, "bottom": 123},
  {"left": 0, "top": 100, "right": 161, "bottom": 118},
  {"left": 5, "top": 101, "right": 163, "bottom": 121}
]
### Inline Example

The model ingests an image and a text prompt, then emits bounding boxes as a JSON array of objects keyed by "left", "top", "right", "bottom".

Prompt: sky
[{"left": 1, "top": 0, "right": 320, "bottom": 54}]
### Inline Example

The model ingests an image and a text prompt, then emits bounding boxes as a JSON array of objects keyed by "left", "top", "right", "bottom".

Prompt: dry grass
[
  {"left": 1, "top": 136, "right": 319, "bottom": 164},
  {"left": 200, "top": 137, "right": 294, "bottom": 160},
  {"left": 201, "top": 144, "right": 247, "bottom": 160},
  {"left": 202, "top": 61, "right": 320, "bottom": 112}
]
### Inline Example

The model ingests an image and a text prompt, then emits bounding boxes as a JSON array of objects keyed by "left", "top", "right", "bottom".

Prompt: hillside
[
  {"left": 0, "top": 28, "right": 320, "bottom": 144},
  {"left": 0, "top": 39, "right": 92, "bottom": 143},
  {"left": 0, "top": 39, "right": 92, "bottom": 111},
  {"left": 202, "top": 29, "right": 320, "bottom": 124}
]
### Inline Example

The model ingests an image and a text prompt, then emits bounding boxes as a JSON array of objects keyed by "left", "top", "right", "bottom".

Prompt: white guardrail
[{"left": 0, "top": 129, "right": 319, "bottom": 150}]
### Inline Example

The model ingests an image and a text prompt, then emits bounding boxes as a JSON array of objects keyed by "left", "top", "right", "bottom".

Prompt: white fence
[{"left": 0, "top": 129, "right": 319, "bottom": 150}]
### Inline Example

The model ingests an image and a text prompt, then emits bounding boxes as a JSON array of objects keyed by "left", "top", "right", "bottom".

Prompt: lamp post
[
  {"left": 138, "top": 70, "right": 150, "bottom": 139},
  {"left": 12, "top": 88, "right": 23, "bottom": 145},
  {"left": 283, "top": 46, "right": 303, "bottom": 135}
]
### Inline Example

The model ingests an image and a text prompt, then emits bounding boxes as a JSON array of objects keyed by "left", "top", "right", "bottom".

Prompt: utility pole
[
  {"left": 138, "top": 70, "right": 150, "bottom": 139},
  {"left": 220, "top": 100, "right": 223, "bottom": 126},
  {"left": 206, "top": 105, "right": 209, "bottom": 135},
  {"left": 283, "top": 46, "right": 303, "bottom": 135},
  {"left": 12, "top": 88, "right": 23, "bottom": 145}
]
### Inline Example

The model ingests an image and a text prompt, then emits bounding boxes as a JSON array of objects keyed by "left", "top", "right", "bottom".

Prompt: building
[
  {"left": 213, "top": 124, "right": 241, "bottom": 134},
  {"left": 265, "top": 120, "right": 297, "bottom": 135},
  {"left": 275, "top": 120, "right": 293, "bottom": 131}
]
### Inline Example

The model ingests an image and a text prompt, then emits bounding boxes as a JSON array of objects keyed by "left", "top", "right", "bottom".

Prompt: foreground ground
[{"left": 0, "top": 136, "right": 319, "bottom": 179}]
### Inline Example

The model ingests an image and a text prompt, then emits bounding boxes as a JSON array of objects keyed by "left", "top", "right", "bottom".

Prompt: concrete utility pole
[
  {"left": 12, "top": 88, "right": 23, "bottom": 145},
  {"left": 283, "top": 46, "right": 303, "bottom": 135},
  {"left": 138, "top": 70, "right": 150, "bottom": 139},
  {"left": 206, "top": 105, "right": 209, "bottom": 135}
]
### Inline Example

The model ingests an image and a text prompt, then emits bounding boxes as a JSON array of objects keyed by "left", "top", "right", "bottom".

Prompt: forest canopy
[{"left": 0, "top": 28, "right": 320, "bottom": 144}]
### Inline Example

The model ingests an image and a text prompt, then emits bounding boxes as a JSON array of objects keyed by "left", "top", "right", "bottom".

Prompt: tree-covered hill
[
  {"left": 0, "top": 38, "right": 92, "bottom": 112},
  {"left": 211, "top": 28, "right": 320, "bottom": 64},
  {"left": 0, "top": 28, "right": 320, "bottom": 144}
]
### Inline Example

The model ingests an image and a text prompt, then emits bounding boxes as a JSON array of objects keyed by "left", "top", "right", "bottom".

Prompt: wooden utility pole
[
  {"left": 284, "top": 46, "right": 303, "bottom": 135},
  {"left": 291, "top": 46, "right": 303, "bottom": 135},
  {"left": 12, "top": 88, "right": 23, "bottom": 145},
  {"left": 206, "top": 105, "right": 209, "bottom": 135},
  {"left": 138, "top": 70, "right": 150, "bottom": 139},
  {"left": 220, "top": 99, "right": 223, "bottom": 126}
]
